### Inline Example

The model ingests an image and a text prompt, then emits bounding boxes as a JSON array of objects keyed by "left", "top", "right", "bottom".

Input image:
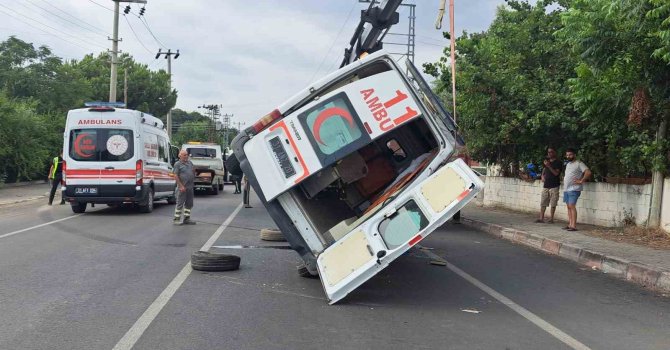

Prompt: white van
[
  {"left": 62, "top": 103, "right": 177, "bottom": 213},
  {"left": 228, "top": 51, "right": 484, "bottom": 303}
]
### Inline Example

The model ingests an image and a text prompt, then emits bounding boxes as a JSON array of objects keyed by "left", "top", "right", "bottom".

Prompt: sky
[{"left": 0, "top": 0, "right": 508, "bottom": 126}]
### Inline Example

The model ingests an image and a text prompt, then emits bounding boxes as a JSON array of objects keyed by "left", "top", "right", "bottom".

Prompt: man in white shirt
[{"left": 563, "top": 148, "right": 591, "bottom": 231}]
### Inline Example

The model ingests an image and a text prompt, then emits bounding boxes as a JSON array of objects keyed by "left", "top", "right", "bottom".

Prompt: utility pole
[
  {"left": 108, "top": 0, "right": 147, "bottom": 103},
  {"left": 123, "top": 68, "right": 128, "bottom": 106},
  {"left": 198, "top": 104, "right": 221, "bottom": 143},
  {"left": 156, "top": 49, "right": 180, "bottom": 138},
  {"left": 221, "top": 113, "right": 233, "bottom": 147}
]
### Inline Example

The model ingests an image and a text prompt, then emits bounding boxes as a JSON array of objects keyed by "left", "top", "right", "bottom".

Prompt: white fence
[{"left": 482, "top": 176, "right": 657, "bottom": 228}]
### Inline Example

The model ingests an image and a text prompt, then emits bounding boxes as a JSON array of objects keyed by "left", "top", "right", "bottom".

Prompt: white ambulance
[
  {"left": 62, "top": 103, "right": 177, "bottom": 213},
  {"left": 228, "top": 51, "right": 484, "bottom": 303}
]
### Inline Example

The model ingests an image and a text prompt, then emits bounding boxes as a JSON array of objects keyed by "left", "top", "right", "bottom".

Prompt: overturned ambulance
[{"left": 228, "top": 51, "right": 483, "bottom": 303}]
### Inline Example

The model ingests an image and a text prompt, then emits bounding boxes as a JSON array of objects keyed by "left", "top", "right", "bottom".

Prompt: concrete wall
[
  {"left": 482, "top": 177, "right": 653, "bottom": 227},
  {"left": 661, "top": 178, "right": 670, "bottom": 233}
]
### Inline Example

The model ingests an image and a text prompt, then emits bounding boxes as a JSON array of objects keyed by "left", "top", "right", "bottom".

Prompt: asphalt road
[{"left": 0, "top": 188, "right": 668, "bottom": 350}]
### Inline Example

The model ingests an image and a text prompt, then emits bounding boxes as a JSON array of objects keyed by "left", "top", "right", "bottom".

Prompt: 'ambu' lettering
[{"left": 360, "top": 88, "right": 418, "bottom": 132}]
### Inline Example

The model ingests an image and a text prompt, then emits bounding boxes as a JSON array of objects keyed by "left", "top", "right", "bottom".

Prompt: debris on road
[
  {"left": 461, "top": 309, "right": 482, "bottom": 314},
  {"left": 430, "top": 260, "right": 447, "bottom": 266}
]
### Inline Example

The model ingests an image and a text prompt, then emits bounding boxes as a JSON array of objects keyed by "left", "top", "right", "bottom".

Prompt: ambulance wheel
[
  {"left": 212, "top": 184, "right": 219, "bottom": 195},
  {"left": 191, "top": 251, "right": 240, "bottom": 272},
  {"left": 297, "top": 263, "right": 318, "bottom": 278},
  {"left": 71, "top": 202, "right": 87, "bottom": 213},
  {"left": 218, "top": 183, "right": 224, "bottom": 191},
  {"left": 225, "top": 154, "right": 242, "bottom": 176},
  {"left": 260, "top": 228, "right": 286, "bottom": 242},
  {"left": 139, "top": 190, "right": 154, "bottom": 213}
]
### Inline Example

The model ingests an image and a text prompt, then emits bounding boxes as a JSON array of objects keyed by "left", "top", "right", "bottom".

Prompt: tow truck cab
[
  {"left": 230, "top": 51, "right": 483, "bottom": 303},
  {"left": 62, "top": 104, "right": 176, "bottom": 213}
]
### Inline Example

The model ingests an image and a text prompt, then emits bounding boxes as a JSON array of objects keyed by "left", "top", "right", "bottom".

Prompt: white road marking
[
  {"left": 0, "top": 214, "right": 83, "bottom": 240},
  {"left": 417, "top": 246, "right": 592, "bottom": 350},
  {"left": 112, "top": 202, "right": 244, "bottom": 350}
]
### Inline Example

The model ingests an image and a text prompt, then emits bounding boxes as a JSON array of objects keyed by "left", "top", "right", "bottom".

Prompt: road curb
[
  {"left": 461, "top": 217, "right": 670, "bottom": 295},
  {"left": 0, "top": 192, "right": 50, "bottom": 208}
]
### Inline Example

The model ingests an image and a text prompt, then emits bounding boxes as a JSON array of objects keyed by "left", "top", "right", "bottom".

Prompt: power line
[
  {"left": 0, "top": 7, "right": 93, "bottom": 53},
  {"left": 0, "top": 3, "right": 107, "bottom": 50},
  {"left": 25, "top": 0, "right": 110, "bottom": 38},
  {"left": 37, "top": 0, "right": 111, "bottom": 36},
  {"left": 87, "top": 0, "right": 114, "bottom": 12},
  {"left": 137, "top": 14, "right": 166, "bottom": 49},
  {"left": 123, "top": 14, "right": 153, "bottom": 55},
  {"left": 307, "top": 3, "right": 357, "bottom": 84}
]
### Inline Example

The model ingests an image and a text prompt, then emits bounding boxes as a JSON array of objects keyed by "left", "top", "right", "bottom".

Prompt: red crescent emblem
[
  {"left": 74, "top": 133, "right": 94, "bottom": 158},
  {"left": 312, "top": 107, "right": 355, "bottom": 145}
]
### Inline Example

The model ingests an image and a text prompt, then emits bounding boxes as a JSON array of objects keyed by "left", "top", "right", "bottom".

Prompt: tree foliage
[
  {"left": 0, "top": 36, "right": 179, "bottom": 182},
  {"left": 425, "top": 0, "right": 670, "bottom": 178}
]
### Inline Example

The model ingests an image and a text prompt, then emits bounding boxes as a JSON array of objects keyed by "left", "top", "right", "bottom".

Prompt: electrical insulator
[
  {"left": 139, "top": 7, "right": 146, "bottom": 16},
  {"left": 123, "top": 5, "right": 130, "bottom": 14}
]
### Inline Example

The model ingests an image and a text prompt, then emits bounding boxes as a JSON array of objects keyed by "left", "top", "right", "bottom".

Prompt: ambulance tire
[
  {"left": 139, "top": 189, "right": 154, "bottom": 213},
  {"left": 71, "top": 202, "right": 87, "bottom": 213},
  {"left": 297, "top": 263, "right": 318, "bottom": 279},
  {"left": 191, "top": 251, "right": 240, "bottom": 272},
  {"left": 225, "top": 154, "right": 242, "bottom": 176},
  {"left": 211, "top": 184, "right": 219, "bottom": 195},
  {"left": 218, "top": 183, "right": 224, "bottom": 191},
  {"left": 260, "top": 228, "right": 286, "bottom": 242}
]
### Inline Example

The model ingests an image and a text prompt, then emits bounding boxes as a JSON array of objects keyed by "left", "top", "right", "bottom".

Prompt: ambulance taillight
[
  {"left": 136, "top": 160, "right": 143, "bottom": 185},
  {"left": 248, "top": 109, "right": 281, "bottom": 136}
]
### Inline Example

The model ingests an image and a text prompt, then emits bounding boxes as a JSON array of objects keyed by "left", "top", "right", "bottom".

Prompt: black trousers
[{"left": 49, "top": 174, "right": 64, "bottom": 204}]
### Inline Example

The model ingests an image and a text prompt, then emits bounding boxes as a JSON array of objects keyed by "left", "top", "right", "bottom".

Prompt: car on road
[
  {"left": 62, "top": 103, "right": 177, "bottom": 213},
  {"left": 228, "top": 51, "right": 483, "bottom": 303},
  {"left": 181, "top": 142, "right": 225, "bottom": 194}
]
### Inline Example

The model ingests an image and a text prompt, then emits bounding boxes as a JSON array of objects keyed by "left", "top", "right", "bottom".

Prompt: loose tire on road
[
  {"left": 260, "top": 228, "right": 286, "bottom": 242},
  {"left": 191, "top": 251, "right": 241, "bottom": 272}
]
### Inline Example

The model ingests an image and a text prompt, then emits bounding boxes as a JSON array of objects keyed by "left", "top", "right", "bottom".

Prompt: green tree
[
  {"left": 425, "top": 0, "right": 577, "bottom": 175},
  {"left": 71, "top": 53, "right": 176, "bottom": 117},
  {"left": 558, "top": 0, "right": 670, "bottom": 176},
  {"left": 0, "top": 92, "right": 52, "bottom": 182}
]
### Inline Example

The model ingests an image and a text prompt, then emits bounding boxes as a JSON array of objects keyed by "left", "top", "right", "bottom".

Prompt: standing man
[
  {"left": 232, "top": 174, "right": 242, "bottom": 194},
  {"left": 48, "top": 152, "right": 65, "bottom": 205},
  {"left": 563, "top": 148, "right": 591, "bottom": 231},
  {"left": 173, "top": 150, "right": 196, "bottom": 225},
  {"left": 536, "top": 147, "right": 562, "bottom": 223}
]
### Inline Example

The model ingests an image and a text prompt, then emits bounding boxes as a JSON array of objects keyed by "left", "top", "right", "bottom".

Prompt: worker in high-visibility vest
[{"left": 48, "top": 152, "right": 65, "bottom": 205}]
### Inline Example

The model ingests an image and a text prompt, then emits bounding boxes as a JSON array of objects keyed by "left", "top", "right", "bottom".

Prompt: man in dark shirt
[{"left": 536, "top": 147, "right": 562, "bottom": 223}]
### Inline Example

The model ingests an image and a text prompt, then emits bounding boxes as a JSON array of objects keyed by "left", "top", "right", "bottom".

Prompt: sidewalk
[
  {"left": 461, "top": 205, "right": 670, "bottom": 295},
  {"left": 0, "top": 182, "right": 52, "bottom": 207}
]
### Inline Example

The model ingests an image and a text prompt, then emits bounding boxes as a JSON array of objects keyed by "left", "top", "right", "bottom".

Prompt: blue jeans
[{"left": 563, "top": 191, "right": 581, "bottom": 205}]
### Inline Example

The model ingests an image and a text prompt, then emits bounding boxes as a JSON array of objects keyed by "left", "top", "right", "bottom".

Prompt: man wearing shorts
[
  {"left": 537, "top": 147, "right": 562, "bottom": 223},
  {"left": 563, "top": 148, "right": 591, "bottom": 231}
]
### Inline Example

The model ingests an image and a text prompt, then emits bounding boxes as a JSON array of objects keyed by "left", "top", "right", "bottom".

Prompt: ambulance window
[
  {"left": 144, "top": 134, "right": 159, "bottom": 160},
  {"left": 378, "top": 200, "right": 428, "bottom": 249},
  {"left": 299, "top": 92, "right": 369, "bottom": 165},
  {"left": 69, "top": 129, "right": 134, "bottom": 162},
  {"left": 157, "top": 136, "right": 169, "bottom": 163}
]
